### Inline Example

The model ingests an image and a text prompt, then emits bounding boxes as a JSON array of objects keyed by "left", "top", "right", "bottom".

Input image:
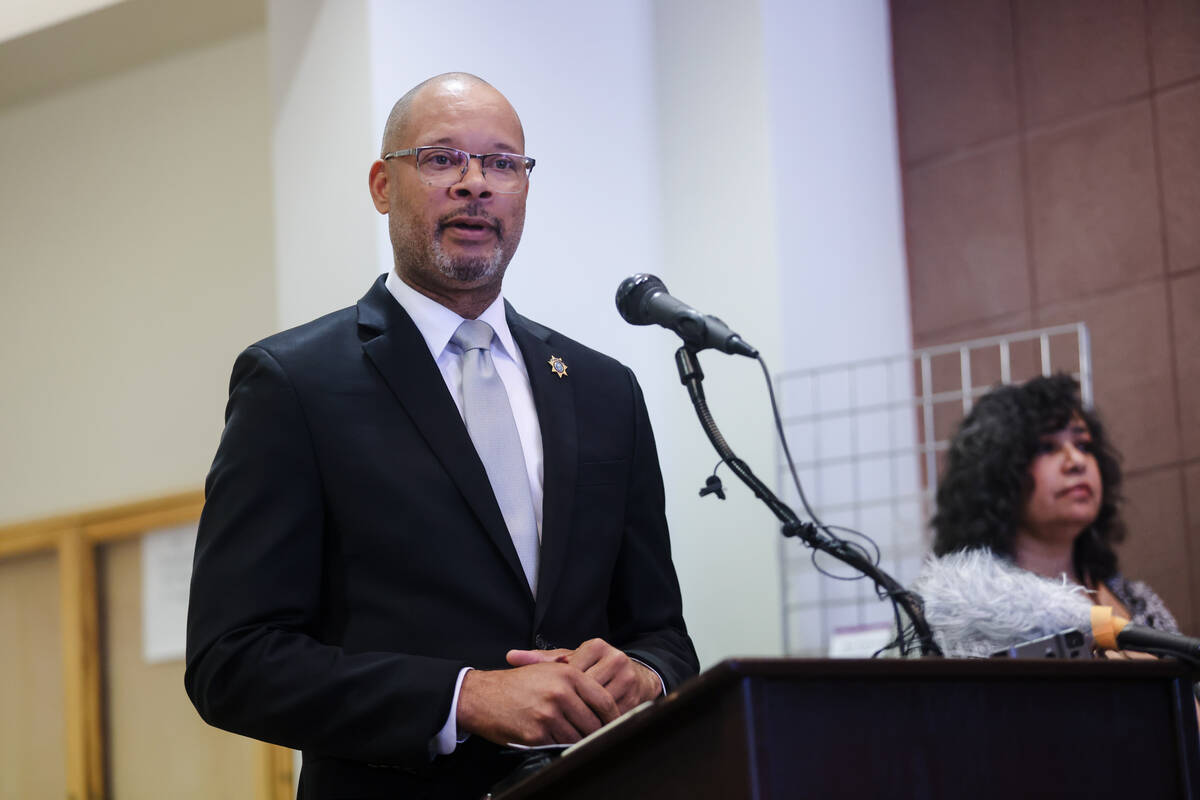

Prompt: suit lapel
[
  {"left": 357, "top": 277, "right": 531, "bottom": 599},
  {"left": 507, "top": 303, "right": 577, "bottom": 629}
]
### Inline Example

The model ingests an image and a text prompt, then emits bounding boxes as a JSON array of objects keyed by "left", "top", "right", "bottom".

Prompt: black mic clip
[
  {"left": 782, "top": 519, "right": 820, "bottom": 541},
  {"left": 699, "top": 475, "right": 726, "bottom": 501}
]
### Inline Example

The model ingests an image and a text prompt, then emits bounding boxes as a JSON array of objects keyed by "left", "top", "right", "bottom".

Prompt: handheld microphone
[
  {"left": 911, "top": 549, "right": 1094, "bottom": 658},
  {"left": 615, "top": 274, "right": 758, "bottom": 358},
  {"left": 913, "top": 549, "right": 1199, "bottom": 663},
  {"left": 1091, "top": 606, "right": 1200, "bottom": 664}
]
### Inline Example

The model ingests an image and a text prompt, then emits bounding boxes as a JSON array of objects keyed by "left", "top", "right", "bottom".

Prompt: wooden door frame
[{"left": 0, "top": 491, "right": 292, "bottom": 800}]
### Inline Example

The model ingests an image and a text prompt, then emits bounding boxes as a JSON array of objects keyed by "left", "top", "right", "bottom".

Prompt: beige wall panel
[
  {"left": 0, "top": 27, "right": 276, "bottom": 526},
  {"left": 100, "top": 538, "right": 257, "bottom": 799},
  {"left": 0, "top": 551, "right": 66, "bottom": 798}
]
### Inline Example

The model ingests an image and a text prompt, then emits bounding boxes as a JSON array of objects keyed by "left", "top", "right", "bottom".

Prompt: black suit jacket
[{"left": 185, "top": 276, "right": 698, "bottom": 798}]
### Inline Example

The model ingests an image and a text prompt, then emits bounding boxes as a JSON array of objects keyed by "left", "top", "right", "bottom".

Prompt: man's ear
[{"left": 368, "top": 159, "right": 390, "bottom": 214}]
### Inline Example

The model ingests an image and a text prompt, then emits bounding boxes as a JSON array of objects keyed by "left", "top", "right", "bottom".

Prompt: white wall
[
  {"left": 364, "top": 0, "right": 664, "bottom": 388},
  {"left": 652, "top": 0, "right": 786, "bottom": 663},
  {"left": 0, "top": 29, "right": 275, "bottom": 523},
  {"left": 269, "top": 0, "right": 378, "bottom": 328},
  {"left": 762, "top": 0, "right": 913, "bottom": 370},
  {"left": 760, "top": 0, "right": 920, "bottom": 653}
]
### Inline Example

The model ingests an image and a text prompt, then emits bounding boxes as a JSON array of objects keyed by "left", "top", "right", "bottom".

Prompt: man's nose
[{"left": 451, "top": 157, "right": 491, "bottom": 197}]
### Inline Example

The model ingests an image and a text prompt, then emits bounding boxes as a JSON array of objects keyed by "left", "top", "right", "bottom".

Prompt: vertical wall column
[
  {"left": 651, "top": 0, "right": 786, "bottom": 663},
  {"left": 760, "top": 1, "right": 918, "bottom": 652},
  {"left": 268, "top": 0, "right": 380, "bottom": 329},
  {"left": 653, "top": 0, "right": 917, "bottom": 659},
  {"left": 762, "top": 0, "right": 913, "bottom": 372}
]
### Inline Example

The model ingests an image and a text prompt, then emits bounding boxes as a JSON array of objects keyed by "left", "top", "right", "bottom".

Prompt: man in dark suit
[{"left": 184, "top": 72, "right": 698, "bottom": 798}]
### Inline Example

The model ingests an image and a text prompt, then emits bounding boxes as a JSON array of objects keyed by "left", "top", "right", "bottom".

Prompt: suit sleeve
[
  {"left": 609, "top": 368, "right": 700, "bottom": 691},
  {"left": 184, "top": 345, "right": 465, "bottom": 765}
]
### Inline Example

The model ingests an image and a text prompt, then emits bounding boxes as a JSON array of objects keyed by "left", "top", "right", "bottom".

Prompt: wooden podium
[{"left": 494, "top": 658, "right": 1200, "bottom": 799}]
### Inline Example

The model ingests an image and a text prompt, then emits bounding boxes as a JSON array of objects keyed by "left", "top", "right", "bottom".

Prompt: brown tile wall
[{"left": 892, "top": 0, "right": 1200, "bottom": 631}]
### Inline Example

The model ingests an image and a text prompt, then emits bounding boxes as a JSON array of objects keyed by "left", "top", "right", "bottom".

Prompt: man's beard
[
  {"left": 430, "top": 235, "right": 505, "bottom": 282},
  {"left": 389, "top": 204, "right": 516, "bottom": 286}
]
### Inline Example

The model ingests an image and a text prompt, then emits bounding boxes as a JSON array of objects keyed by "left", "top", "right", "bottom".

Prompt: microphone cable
[{"left": 753, "top": 353, "right": 936, "bottom": 657}]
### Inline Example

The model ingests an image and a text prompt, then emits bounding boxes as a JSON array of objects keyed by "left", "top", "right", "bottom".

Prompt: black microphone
[
  {"left": 1092, "top": 606, "right": 1200, "bottom": 664},
  {"left": 615, "top": 274, "right": 758, "bottom": 358}
]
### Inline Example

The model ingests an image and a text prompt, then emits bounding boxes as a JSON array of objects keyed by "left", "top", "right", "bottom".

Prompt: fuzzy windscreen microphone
[{"left": 910, "top": 548, "right": 1093, "bottom": 658}]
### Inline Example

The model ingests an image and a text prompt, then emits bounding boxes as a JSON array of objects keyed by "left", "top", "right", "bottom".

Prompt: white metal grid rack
[{"left": 775, "top": 323, "right": 1092, "bottom": 656}]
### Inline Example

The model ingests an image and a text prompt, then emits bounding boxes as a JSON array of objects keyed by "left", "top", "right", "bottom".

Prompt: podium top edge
[{"left": 703, "top": 655, "right": 1193, "bottom": 684}]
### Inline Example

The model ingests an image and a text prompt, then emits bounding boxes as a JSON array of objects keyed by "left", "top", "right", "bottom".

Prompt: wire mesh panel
[{"left": 775, "top": 323, "right": 1092, "bottom": 656}]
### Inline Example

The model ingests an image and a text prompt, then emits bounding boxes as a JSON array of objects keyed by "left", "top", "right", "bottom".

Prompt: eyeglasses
[{"left": 382, "top": 146, "right": 535, "bottom": 194}]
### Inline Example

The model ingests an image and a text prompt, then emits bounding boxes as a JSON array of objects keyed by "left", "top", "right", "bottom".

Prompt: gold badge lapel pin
[{"left": 547, "top": 355, "right": 568, "bottom": 379}]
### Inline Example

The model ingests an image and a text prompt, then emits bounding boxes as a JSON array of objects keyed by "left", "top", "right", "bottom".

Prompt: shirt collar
[{"left": 384, "top": 270, "right": 519, "bottom": 362}]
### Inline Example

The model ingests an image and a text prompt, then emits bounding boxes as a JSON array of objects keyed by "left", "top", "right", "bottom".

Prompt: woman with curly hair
[{"left": 931, "top": 373, "right": 1177, "bottom": 631}]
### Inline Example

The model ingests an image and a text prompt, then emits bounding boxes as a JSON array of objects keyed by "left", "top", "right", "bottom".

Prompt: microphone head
[
  {"left": 615, "top": 273, "right": 666, "bottom": 326},
  {"left": 911, "top": 548, "right": 1093, "bottom": 658}
]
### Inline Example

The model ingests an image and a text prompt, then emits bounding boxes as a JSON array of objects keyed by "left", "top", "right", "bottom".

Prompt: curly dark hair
[{"left": 931, "top": 373, "right": 1125, "bottom": 584}]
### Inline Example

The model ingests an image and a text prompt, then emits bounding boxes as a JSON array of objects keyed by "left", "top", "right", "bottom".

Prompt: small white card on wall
[
  {"left": 827, "top": 622, "right": 896, "bottom": 658},
  {"left": 141, "top": 522, "right": 198, "bottom": 664}
]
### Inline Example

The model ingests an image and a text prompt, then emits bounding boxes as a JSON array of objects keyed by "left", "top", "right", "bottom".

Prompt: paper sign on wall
[
  {"left": 828, "top": 622, "right": 895, "bottom": 659},
  {"left": 141, "top": 522, "right": 198, "bottom": 664}
]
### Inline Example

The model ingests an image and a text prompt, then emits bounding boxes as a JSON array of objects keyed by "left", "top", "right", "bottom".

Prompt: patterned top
[{"left": 1105, "top": 574, "right": 1179, "bottom": 633}]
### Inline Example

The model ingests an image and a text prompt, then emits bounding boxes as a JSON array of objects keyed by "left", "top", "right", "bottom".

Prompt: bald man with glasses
[{"left": 185, "top": 72, "right": 698, "bottom": 799}]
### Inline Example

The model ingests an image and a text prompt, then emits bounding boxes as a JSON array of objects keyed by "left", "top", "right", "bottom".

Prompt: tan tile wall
[{"left": 892, "top": 0, "right": 1200, "bottom": 630}]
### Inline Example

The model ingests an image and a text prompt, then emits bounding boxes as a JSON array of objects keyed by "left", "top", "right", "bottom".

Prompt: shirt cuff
[
  {"left": 629, "top": 656, "right": 666, "bottom": 696},
  {"left": 431, "top": 666, "right": 473, "bottom": 757}
]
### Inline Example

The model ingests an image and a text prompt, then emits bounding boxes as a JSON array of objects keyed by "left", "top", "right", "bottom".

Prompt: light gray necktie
[{"left": 451, "top": 319, "right": 539, "bottom": 597}]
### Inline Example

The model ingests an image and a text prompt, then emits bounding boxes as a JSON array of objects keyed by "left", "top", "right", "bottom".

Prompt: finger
[
  {"left": 556, "top": 697, "right": 603, "bottom": 742},
  {"left": 616, "top": 683, "right": 647, "bottom": 714},
  {"left": 569, "top": 670, "right": 621, "bottom": 726},
  {"left": 606, "top": 661, "right": 658, "bottom": 712},
  {"left": 610, "top": 675, "right": 642, "bottom": 713},
  {"left": 565, "top": 638, "right": 614, "bottom": 673},
  {"left": 544, "top": 710, "right": 587, "bottom": 745},
  {"left": 616, "top": 696, "right": 638, "bottom": 714},
  {"left": 581, "top": 648, "right": 625, "bottom": 688},
  {"left": 554, "top": 685, "right": 608, "bottom": 739},
  {"left": 506, "top": 648, "right": 571, "bottom": 666},
  {"left": 517, "top": 702, "right": 581, "bottom": 747}
]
